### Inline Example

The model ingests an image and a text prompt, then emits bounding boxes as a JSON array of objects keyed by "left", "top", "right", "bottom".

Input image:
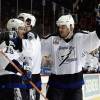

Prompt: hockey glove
[
  {"left": 5, "top": 59, "right": 24, "bottom": 73},
  {"left": 22, "top": 70, "right": 32, "bottom": 81}
]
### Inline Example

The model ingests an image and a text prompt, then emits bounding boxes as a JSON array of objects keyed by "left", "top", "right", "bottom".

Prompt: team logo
[
  {"left": 53, "top": 37, "right": 59, "bottom": 44},
  {"left": 57, "top": 46, "right": 76, "bottom": 66}
]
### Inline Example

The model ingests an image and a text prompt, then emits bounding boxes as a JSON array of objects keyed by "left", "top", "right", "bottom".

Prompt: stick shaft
[{"left": 0, "top": 51, "right": 48, "bottom": 100}]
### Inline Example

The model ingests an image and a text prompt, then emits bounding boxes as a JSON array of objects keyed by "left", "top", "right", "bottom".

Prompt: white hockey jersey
[
  {"left": 0, "top": 41, "right": 20, "bottom": 75},
  {"left": 0, "top": 33, "right": 41, "bottom": 75},
  {"left": 41, "top": 31, "right": 100, "bottom": 75},
  {"left": 18, "top": 35, "right": 42, "bottom": 74}
]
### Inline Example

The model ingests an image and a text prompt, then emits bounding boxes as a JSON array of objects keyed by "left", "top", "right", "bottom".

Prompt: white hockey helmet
[
  {"left": 56, "top": 15, "right": 75, "bottom": 29},
  {"left": 17, "top": 13, "right": 30, "bottom": 21},
  {"left": 18, "top": 13, "right": 36, "bottom": 27},
  {"left": 7, "top": 18, "right": 25, "bottom": 31}
]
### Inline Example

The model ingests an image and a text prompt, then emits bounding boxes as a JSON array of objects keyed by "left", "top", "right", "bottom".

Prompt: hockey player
[
  {"left": 0, "top": 18, "right": 26, "bottom": 100},
  {"left": 41, "top": 11, "right": 100, "bottom": 100},
  {"left": 17, "top": 13, "right": 42, "bottom": 100}
]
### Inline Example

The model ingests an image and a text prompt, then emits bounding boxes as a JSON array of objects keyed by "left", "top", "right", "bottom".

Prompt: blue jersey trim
[{"left": 0, "top": 81, "right": 41, "bottom": 89}]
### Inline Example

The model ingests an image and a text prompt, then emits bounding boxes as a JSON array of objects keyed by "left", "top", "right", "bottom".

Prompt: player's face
[
  {"left": 17, "top": 26, "right": 26, "bottom": 39},
  {"left": 58, "top": 25, "right": 70, "bottom": 38},
  {"left": 25, "top": 20, "right": 32, "bottom": 32}
]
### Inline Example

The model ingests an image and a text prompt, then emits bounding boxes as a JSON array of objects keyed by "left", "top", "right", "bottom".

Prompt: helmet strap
[{"left": 64, "top": 24, "right": 73, "bottom": 39}]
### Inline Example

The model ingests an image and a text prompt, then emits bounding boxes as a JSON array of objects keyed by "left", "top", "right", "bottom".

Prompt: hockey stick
[{"left": 0, "top": 51, "right": 48, "bottom": 100}]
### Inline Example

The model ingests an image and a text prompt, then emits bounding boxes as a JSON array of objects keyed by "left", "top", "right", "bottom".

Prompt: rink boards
[{"left": 83, "top": 74, "right": 100, "bottom": 100}]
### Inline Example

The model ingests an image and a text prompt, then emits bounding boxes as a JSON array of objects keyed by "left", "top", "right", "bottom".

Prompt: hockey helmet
[
  {"left": 56, "top": 15, "right": 74, "bottom": 29},
  {"left": 18, "top": 13, "right": 36, "bottom": 27},
  {"left": 7, "top": 18, "right": 25, "bottom": 31}
]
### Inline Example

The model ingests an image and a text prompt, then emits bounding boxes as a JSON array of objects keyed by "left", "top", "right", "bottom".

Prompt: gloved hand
[{"left": 22, "top": 70, "right": 32, "bottom": 81}]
